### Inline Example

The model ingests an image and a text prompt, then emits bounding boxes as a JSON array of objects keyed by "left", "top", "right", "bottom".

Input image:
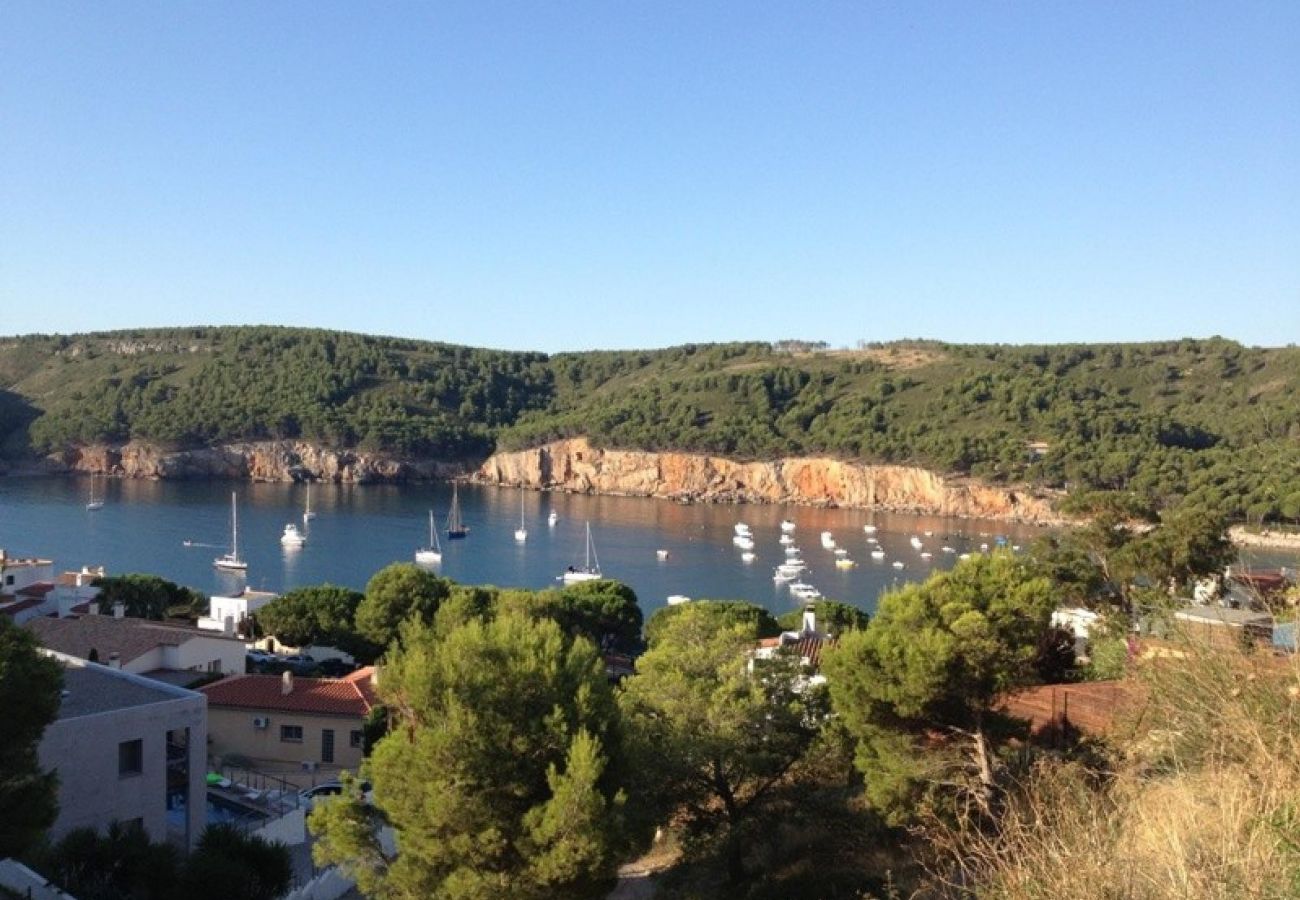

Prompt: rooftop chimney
[
  {"left": 108, "top": 651, "right": 121, "bottom": 670},
  {"left": 281, "top": 670, "right": 294, "bottom": 695},
  {"left": 112, "top": 602, "right": 125, "bottom": 619},
  {"left": 801, "top": 601, "right": 817, "bottom": 636}
]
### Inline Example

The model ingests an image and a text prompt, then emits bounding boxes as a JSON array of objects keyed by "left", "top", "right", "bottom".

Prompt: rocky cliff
[
  {"left": 476, "top": 438, "right": 1063, "bottom": 524},
  {"left": 54, "top": 441, "right": 458, "bottom": 483}
]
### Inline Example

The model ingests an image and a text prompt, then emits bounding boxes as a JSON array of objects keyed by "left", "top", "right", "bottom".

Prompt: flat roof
[
  {"left": 49, "top": 654, "right": 200, "bottom": 720},
  {"left": 1174, "top": 606, "right": 1275, "bottom": 627}
]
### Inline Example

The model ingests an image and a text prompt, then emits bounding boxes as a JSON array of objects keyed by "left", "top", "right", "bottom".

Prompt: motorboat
[
  {"left": 920, "top": 551, "right": 932, "bottom": 560},
  {"left": 910, "top": 536, "right": 924, "bottom": 550},
  {"left": 834, "top": 548, "right": 849, "bottom": 557},
  {"left": 892, "top": 560, "right": 905, "bottom": 569},
  {"left": 779, "top": 533, "right": 795, "bottom": 545},
  {"left": 667, "top": 595, "right": 691, "bottom": 605},
  {"left": 835, "top": 557, "right": 856, "bottom": 569},
  {"left": 734, "top": 523, "right": 752, "bottom": 537},
  {"left": 863, "top": 525, "right": 877, "bottom": 534},
  {"left": 780, "top": 520, "right": 796, "bottom": 533},
  {"left": 280, "top": 524, "right": 306, "bottom": 547},
  {"left": 820, "top": 531, "right": 836, "bottom": 549},
  {"left": 732, "top": 535, "right": 755, "bottom": 550},
  {"left": 656, "top": 549, "right": 669, "bottom": 560},
  {"left": 870, "top": 549, "right": 886, "bottom": 560},
  {"left": 548, "top": 510, "right": 558, "bottom": 527},
  {"left": 740, "top": 551, "right": 756, "bottom": 563}
]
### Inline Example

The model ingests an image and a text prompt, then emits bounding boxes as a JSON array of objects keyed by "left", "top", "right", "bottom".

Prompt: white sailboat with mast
[
  {"left": 514, "top": 492, "right": 527, "bottom": 543},
  {"left": 446, "top": 484, "right": 469, "bottom": 539},
  {"left": 214, "top": 492, "right": 248, "bottom": 572},
  {"left": 302, "top": 483, "right": 317, "bottom": 523},
  {"left": 415, "top": 509, "right": 443, "bottom": 565},
  {"left": 559, "top": 521, "right": 602, "bottom": 584},
  {"left": 85, "top": 473, "right": 104, "bottom": 511}
]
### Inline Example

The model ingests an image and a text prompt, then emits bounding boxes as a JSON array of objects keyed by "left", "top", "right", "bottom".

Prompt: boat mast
[{"left": 231, "top": 492, "right": 239, "bottom": 560}]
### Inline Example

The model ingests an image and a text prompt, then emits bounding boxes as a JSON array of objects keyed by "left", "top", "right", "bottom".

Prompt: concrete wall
[
  {"left": 208, "top": 707, "right": 364, "bottom": 779},
  {"left": 162, "top": 635, "right": 245, "bottom": 675},
  {"left": 39, "top": 679, "right": 206, "bottom": 849}
]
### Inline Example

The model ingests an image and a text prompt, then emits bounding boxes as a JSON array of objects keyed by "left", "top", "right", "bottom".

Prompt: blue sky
[{"left": 2, "top": 2, "right": 1296, "bottom": 351}]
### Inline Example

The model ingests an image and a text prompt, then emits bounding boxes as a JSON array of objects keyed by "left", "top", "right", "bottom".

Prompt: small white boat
[
  {"left": 790, "top": 581, "right": 821, "bottom": 600},
  {"left": 773, "top": 570, "right": 796, "bottom": 582},
  {"left": 924, "top": 530, "right": 934, "bottom": 537},
  {"left": 656, "top": 549, "right": 669, "bottom": 560},
  {"left": 959, "top": 553, "right": 972, "bottom": 560},
  {"left": 870, "top": 549, "right": 886, "bottom": 560},
  {"left": 820, "top": 531, "right": 836, "bottom": 549},
  {"left": 863, "top": 525, "right": 877, "bottom": 534},
  {"left": 1012, "top": 545, "right": 1021, "bottom": 552},
  {"left": 734, "top": 523, "right": 752, "bottom": 537},
  {"left": 892, "top": 560, "right": 905, "bottom": 569},
  {"left": 778, "top": 534, "right": 795, "bottom": 545},
  {"left": 866, "top": 536, "right": 879, "bottom": 545},
  {"left": 835, "top": 557, "right": 856, "bottom": 569},
  {"left": 834, "top": 548, "right": 849, "bottom": 557},
  {"left": 740, "top": 551, "right": 756, "bottom": 563},
  {"left": 280, "top": 523, "right": 306, "bottom": 547},
  {"left": 548, "top": 510, "right": 558, "bottom": 527},
  {"left": 214, "top": 492, "right": 248, "bottom": 572},
  {"left": 980, "top": 543, "right": 990, "bottom": 552},
  {"left": 560, "top": 522, "right": 602, "bottom": 584},
  {"left": 667, "top": 594, "right": 692, "bottom": 606},
  {"left": 732, "top": 535, "right": 755, "bottom": 550},
  {"left": 302, "top": 483, "right": 317, "bottom": 523},
  {"left": 784, "top": 546, "right": 801, "bottom": 557},
  {"left": 920, "top": 551, "right": 932, "bottom": 560},
  {"left": 780, "top": 520, "right": 797, "bottom": 533},
  {"left": 910, "top": 536, "right": 924, "bottom": 550},
  {"left": 776, "top": 562, "right": 806, "bottom": 576},
  {"left": 415, "top": 509, "right": 443, "bottom": 565},
  {"left": 941, "top": 546, "right": 956, "bottom": 554}
]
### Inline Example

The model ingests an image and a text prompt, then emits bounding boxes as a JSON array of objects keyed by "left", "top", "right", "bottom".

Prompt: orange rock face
[{"left": 476, "top": 438, "right": 1063, "bottom": 524}]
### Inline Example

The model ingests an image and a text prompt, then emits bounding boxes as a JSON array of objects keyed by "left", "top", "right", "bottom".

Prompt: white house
[
  {"left": 198, "top": 587, "right": 278, "bottom": 634},
  {"left": 0, "top": 549, "right": 105, "bottom": 624},
  {"left": 27, "top": 609, "right": 247, "bottom": 685}
]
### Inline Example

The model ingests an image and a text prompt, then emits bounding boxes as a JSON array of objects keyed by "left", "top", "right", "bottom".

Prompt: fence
[{"left": 999, "top": 680, "right": 1134, "bottom": 745}]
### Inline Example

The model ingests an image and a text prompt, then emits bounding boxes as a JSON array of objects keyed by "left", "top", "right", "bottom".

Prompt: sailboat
[
  {"left": 415, "top": 509, "right": 443, "bottom": 565},
  {"left": 85, "top": 473, "right": 104, "bottom": 511},
  {"left": 214, "top": 492, "right": 248, "bottom": 572},
  {"left": 514, "top": 493, "right": 527, "bottom": 543},
  {"left": 302, "top": 483, "right": 317, "bottom": 523},
  {"left": 559, "top": 522, "right": 602, "bottom": 584},
  {"left": 446, "top": 483, "right": 469, "bottom": 539}
]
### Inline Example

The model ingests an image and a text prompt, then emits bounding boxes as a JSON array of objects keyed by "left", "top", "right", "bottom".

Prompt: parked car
[
  {"left": 315, "top": 658, "right": 357, "bottom": 677},
  {"left": 280, "top": 654, "right": 317, "bottom": 674},
  {"left": 298, "top": 779, "right": 372, "bottom": 810}
]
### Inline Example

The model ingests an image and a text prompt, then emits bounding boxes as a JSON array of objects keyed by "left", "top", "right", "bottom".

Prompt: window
[
  {"left": 207, "top": 659, "right": 222, "bottom": 673},
  {"left": 280, "top": 725, "right": 303, "bottom": 743},
  {"left": 322, "top": 729, "right": 335, "bottom": 764},
  {"left": 350, "top": 730, "right": 363, "bottom": 749},
  {"left": 118, "top": 739, "right": 143, "bottom": 777}
]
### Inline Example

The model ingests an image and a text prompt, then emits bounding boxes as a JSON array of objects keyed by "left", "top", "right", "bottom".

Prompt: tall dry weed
[{"left": 920, "top": 636, "right": 1300, "bottom": 899}]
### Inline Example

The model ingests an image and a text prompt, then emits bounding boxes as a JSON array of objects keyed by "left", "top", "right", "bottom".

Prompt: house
[
  {"left": 201, "top": 668, "right": 377, "bottom": 784},
  {"left": 751, "top": 603, "right": 835, "bottom": 689},
  {"left": 0, "top": 548, "right": 106, "bottom": 623},
  {"left": 26, "top": 609, "right": 246, "bottom": 685},
  {"left": 37, "top": 650, "right": 207, "bottom": 849},
  {"left": 198, "top": 587, "right": 278, "bottom": 634}
]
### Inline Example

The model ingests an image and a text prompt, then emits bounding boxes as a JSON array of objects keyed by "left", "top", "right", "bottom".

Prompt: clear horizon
[{"left": 2, "top": 3, "right": 1297, "bottom": 352}]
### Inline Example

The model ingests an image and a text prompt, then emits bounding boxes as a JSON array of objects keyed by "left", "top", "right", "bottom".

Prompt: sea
[{"left": 3, "top": 477, "right": 1289, "bottom": 618}]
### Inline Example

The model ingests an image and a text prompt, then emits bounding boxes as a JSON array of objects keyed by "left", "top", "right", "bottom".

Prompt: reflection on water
[{"left": 0, "top": 476, "right": 1073, "bottom": 616}]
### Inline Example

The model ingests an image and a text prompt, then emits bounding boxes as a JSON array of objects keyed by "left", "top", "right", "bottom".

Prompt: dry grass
[{"left": 920, "top": 642, "right": 1300, "bottom": 899}]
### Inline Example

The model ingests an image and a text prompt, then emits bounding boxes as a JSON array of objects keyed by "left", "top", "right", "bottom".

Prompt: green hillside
[{"left": 2, "top": 327, "right": 1298, "bottom": 520}]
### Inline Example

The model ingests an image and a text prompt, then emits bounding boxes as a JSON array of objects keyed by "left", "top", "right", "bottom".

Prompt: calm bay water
[{"left": 0, "top": 477, "right": 1052, "bottom": 617}]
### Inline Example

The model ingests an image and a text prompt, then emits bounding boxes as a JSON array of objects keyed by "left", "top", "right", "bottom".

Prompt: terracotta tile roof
[
  {"left": 201, "top": 667, "right": 378, "bottom": 717},
  {"left": 0, "top": 597, "right": 46, "bottom": 617},
  {"left": 16, "top": 583, "right": 56, "bottom": 598},
  {"left": 26, "top": 615, "right": 242, "bottom": 665}
]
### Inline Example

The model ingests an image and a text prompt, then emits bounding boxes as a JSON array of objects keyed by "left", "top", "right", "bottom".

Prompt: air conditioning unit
[{"left": 252, "top": 716, "right": 270, "bottom": 729}]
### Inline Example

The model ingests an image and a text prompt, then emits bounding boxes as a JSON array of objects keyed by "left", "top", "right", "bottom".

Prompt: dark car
[{"left": 315, "top": 658, "right": 357, "bottom": 677}]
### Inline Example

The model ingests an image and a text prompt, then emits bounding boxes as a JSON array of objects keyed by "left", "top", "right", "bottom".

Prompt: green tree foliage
[
  {"left": 0, "top": 615, "right": 63, "bottom": 857},
  {"left": 500, "top": 581, "right": 644, "bottom": 653},
  {"left": 255, "top": 584, "right": 378, "bottom": 661},
  {"left": 824, "top": 553, "right": 1055, "bottom": 824},
  {"left": 354, "top": 564, "right": 450, "bottom": 649},
  {"left": 775, "top": 598, "right": 870, "bottom": 635},
  {"left": 93, "top": 573, "right": 207, "bottom": 621},
  {"left": 31, "top": 821, "right": 290, "bottom": 900},
  {"left": 30, "top": 820, "right": 180, "bottom": 900},
  {"left": 311, "top": 614, "right": 628, "bottom": 899},
  {"left": 180, "top": 823, "right": 293, "bottom": 900},
  {"left": 643, "top": 599, "right": 781, "bottom": 649},
  {"left": 619, "top": 602, "right": 822, "bottom": 883},
  {"left": 7, "top": 330, "right": 1299, "bottom": 522}
]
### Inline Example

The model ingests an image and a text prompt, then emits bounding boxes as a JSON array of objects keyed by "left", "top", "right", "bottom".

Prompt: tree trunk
[{"left": 971, "top": 722, "right": 995, "bottom": 819}]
